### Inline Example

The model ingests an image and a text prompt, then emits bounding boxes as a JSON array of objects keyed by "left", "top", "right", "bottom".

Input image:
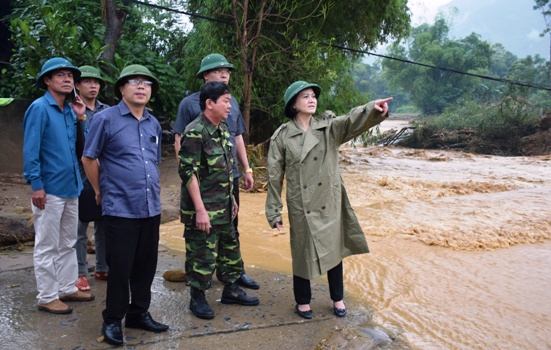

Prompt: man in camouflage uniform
[
  {"left": 174, "top": 53, "right": 258, "bottom": 290},
  {"left": 178, "top": 81, "right": 260, "bottom": 320}
]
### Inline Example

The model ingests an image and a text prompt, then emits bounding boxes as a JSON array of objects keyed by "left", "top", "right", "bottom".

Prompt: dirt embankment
[
  {"left": 0, "top": 173, "right": 33, "bottom": 247},
  {"left": 394, "top": 114, "right": 551, "bottom": 156}
]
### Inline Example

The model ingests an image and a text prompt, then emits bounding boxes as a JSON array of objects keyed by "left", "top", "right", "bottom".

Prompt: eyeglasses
[
  {"left": 126, "top": 79, "right": 153, "bottom": 86},
  {"left": 210, "top": 68, "right": 231, "bottom": 76}
]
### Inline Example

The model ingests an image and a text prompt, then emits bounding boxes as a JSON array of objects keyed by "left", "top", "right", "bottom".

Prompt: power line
[
  {"left": 320, "top": 43, "right": 551, "bottom": 92},
  {"left": 129, "top": 0, "right": 551, "bottom": 92}
]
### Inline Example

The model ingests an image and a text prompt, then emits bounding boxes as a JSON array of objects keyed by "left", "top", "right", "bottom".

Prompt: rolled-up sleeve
[{"left": 178, "top": 129, "right": 203, "bottom": 188}]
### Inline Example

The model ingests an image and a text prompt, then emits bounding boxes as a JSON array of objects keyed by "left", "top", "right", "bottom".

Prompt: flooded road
[{"left": 160, "top": 145, "right": 551, "bottom": 349}]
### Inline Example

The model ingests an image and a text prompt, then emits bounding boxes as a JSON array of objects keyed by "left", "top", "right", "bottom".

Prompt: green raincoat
[{"left": 266, "top": 101, "right": 386, "bottom": 279}]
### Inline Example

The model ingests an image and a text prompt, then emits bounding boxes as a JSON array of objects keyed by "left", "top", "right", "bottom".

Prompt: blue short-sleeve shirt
[{"left": 83, "top": 101, "right": 162, "bottom": 219}]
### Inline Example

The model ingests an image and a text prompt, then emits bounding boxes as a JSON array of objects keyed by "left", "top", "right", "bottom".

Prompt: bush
[{"left": 433, "top": 95, "right": 538, "bottom": 136}]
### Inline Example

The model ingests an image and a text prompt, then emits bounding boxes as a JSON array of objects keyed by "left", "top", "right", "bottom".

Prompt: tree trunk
[
  {"left": 242, "top": 65, "right": 253, "bottom": 144},
  {"left": 233, "top": 0, "right": 266, "bottom": 144},
  {"left": 99, "top": 0, "right": 126, "bottom": 103}
]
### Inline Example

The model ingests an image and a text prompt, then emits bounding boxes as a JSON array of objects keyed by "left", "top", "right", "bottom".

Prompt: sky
[
  {"left": 408, "top": 0, "right": 453, "bottom": 26},
  {"left": 366, "top": 0, "right": 454, "bottom": 60}
]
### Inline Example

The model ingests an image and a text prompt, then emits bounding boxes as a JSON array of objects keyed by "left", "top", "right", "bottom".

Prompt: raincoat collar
[{"left": 288, "top": 116, "right": 330, "bottom": 162}]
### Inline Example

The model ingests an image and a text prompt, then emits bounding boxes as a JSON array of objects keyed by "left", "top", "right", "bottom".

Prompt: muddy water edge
[{"left": 161, "top": 146, "right": 551, "bottom": 350}]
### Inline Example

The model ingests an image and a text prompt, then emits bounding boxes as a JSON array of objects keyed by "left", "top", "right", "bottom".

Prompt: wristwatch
[{"left": 244, "top": 168, "right": 253, "bottom": 174}]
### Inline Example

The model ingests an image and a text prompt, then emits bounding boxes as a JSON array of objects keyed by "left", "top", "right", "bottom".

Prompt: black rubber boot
[
  {"left": 221, "top": 282, "right": 260, "bottom": 306},
  {"left": 189, "top": 287, "right": 214, "bottom": 319}
]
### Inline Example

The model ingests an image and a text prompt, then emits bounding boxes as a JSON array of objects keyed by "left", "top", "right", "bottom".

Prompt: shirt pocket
[{"left": 203, "top": 146, "right": 228, "bottom": 171}]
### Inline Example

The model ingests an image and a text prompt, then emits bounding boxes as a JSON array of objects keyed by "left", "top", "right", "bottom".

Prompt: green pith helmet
[
  {"left": 77, "top": 65, "right": 106, "bottom": 90},
  {"left": 283, "top": 81, "right": 321, "bottom": 111},
  {"left": 36, "top": 57, "right": 81, "bottom": 89},
  {"left": 114, "top": 64, "right": 159, "bottom": 99},
  {"left": 196, "top": 53, "right": 234, "bottom": 78}
]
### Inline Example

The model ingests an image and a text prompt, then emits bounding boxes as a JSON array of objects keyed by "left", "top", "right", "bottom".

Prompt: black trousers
[
  {"left": 102, "top": 215, "right": 160, "bottom": 323},
  {"left": 293, "top": 262, "right": 343, "bottom": 305}
]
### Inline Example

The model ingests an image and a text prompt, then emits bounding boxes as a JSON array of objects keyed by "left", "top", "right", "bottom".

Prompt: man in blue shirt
[
  {"left": 82, "top": 64, "right": 168, "bottom": 345},
  {"left": 173, "top": 53, "right": 259, "bottom": 290},
  {"left": 23, "top": 57, "right": 95, "bottom": 315}
]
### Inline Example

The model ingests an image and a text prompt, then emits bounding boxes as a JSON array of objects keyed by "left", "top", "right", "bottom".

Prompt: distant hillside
[{"left": 440, "top": 0, "right": 548, "bottom": 59}]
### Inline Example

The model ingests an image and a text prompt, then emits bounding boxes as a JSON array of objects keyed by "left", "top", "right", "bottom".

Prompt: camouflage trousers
[{"left": 184, "top": 222, "right": 243, "bottom": 291}]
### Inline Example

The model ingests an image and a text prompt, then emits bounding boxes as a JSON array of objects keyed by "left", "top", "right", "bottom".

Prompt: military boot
[
  {"left": 221, "top": 282, "right": 260, "bottom": 306},
  {"left": 189, "top": 287, "right": 214, "bottom": 319}
]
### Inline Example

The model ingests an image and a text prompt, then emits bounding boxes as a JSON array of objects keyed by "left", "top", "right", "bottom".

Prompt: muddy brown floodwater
[{"left": 160, "top": 144, "right": 551, "bottom": 350}]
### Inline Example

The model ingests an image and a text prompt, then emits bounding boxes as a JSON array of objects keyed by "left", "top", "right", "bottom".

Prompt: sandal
[
  {"left": 76, "top": 275, "right": 91, "bottom": 291},
  {"left": 94, "top": 271, "right": 108, "bottom": 281}
]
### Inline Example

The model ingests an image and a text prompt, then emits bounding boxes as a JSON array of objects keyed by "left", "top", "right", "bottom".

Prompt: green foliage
[
  {"left": 429, "top": 95, "right": 540, "bottom": 142},
  {"left": 378, "top": 12, "right": 548, "bottom": 154},
  {"left": 490, "top": 43, "right": 518, "bottom": 78},
  {"left": 114, "top": 0, "right": 188, "bottom": 118},
  {"left": 1, "top": 0, "right": 188, "bottom": 119},
  {"left": 352, "top": 58, "right": 412, "bottom": 110},
  {"left": 181, "top": 0, "right": 411, "bottom": 142},
  {"left": 2, "top": 0, "right": 411, "bottom": 137},
  {"left": 383, "top": 17, "right": 495, "bottom": 115},
  {"left": 2, "top": 0, "right": 106, "bottom": 98},
  {"left": 533, "top": 0, "right": 551, "bottom": 39}
]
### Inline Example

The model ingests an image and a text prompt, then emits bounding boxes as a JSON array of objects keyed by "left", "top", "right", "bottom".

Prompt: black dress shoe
[
  {"left": 237, "top": 273, "right": 260, "bottom": 290},
  {"left": 332, "top": 307, "right": 347, "bottom": 317},
  {"left": 102, "top": 321, "right": 123, "bottom": 345},
  {"left": 295, "top": 304, "right": 313, "bottom": 319},
  {"left": 125, "top": 311, "right": 169, "bottom": 333}
]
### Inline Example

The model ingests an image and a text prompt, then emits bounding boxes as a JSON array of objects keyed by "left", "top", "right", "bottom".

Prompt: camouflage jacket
[{"left": 178, "top": 113, "right": 234, "bottom": 225}]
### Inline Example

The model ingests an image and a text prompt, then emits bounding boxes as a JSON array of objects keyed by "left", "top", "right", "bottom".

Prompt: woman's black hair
[
  {"left": 284, "top": 94, "right": 299, "bottom": 119},
  {"left": 199, "top": 81, "right": 232, "bottom": 111}
]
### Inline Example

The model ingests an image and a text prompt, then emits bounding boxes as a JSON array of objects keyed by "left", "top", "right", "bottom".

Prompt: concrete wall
[{"left": 0, "top": 99, "right": 31, "bottom": 173}]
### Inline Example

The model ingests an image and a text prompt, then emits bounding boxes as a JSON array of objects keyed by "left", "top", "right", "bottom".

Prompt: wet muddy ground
[{"left": 0, "top": 246, "right": 408, "bottom": 349}]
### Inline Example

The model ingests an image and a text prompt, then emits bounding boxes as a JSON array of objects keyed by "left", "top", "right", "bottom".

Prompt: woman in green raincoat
[{"left": 265, "top": 81, "right": 392, "bottom": 319}]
